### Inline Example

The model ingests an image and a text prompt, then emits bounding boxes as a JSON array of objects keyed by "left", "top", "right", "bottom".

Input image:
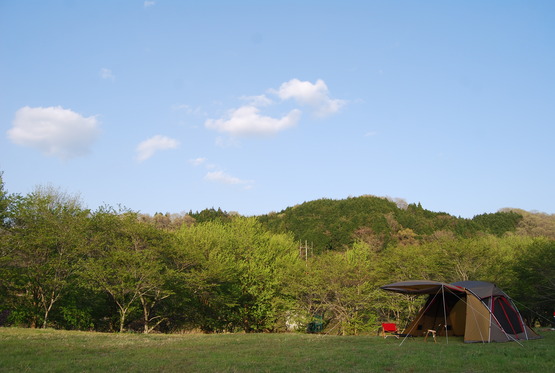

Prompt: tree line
[{"left": 0, "top": 173, "right": 553, "bottom": 334}]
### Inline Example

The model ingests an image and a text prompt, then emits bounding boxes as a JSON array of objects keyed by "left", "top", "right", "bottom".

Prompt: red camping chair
[{"left": 381, "top": 323, "right": 400, "bottom": 339}]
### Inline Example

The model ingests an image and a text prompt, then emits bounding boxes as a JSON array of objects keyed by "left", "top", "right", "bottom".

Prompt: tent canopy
[
  {"left": 380, "top": 280, "right": 464, "bottom": 295},
  {"left": 381, "top": 280, "right": 510, "bottom": 298}
]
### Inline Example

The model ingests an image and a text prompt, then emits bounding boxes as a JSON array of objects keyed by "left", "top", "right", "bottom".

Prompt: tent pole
[
  {"left": 510, "top": 298, "right": 529, "bottom": 340},
  {"left": 489, "top": 286, "right": 493, "bottom": 342}
]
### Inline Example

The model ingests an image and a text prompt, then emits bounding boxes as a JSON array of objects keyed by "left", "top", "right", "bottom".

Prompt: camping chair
[{"left": 381, "top": 323, "right": 400, "bottom": 339}]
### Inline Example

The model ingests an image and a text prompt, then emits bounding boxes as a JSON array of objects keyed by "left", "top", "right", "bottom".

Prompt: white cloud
[
  {"left": 275, "top": 78, "right": 345, "bottom": 117},
  {"left": 205, "top": 105, "right": 301, "bottom": 137},
  {"left": 7, "top": 106, "right": 100, "bottom": 160},
  {"left": 189, "top": 157, "right": 217, "bottom": 170},
  {"left": 99, "top": 68, "right": 114, "bottom": 80},
  {"left": 205, "top": 170, "right": 254, "bottom": 189},
  {"left": 144, "top": 1, "right": 156, "bottom": 8},
  {"left": 240, "top": 94, "right": 273, "bottom": 107},
  {"left": 189, "top": 157, "right": 253, "bottom": 189},
  {"left": 136, "top": 135, "right": 179, "bottom": 162},
  {"left": 189, "top": 157, "right": 206, "bottom": 166},
  {"left": 204, "top": 78, "right": 343, "bottom": 139}
]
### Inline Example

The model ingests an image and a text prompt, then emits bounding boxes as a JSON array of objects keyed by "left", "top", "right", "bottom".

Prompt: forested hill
[{"left": 256, "top": 195, "right": 523, "bottom": 251}]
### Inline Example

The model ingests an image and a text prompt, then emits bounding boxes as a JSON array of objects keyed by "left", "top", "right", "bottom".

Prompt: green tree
[
  {"left": 510, "top": 238, "right": 555, "bottom": 325},
  {"left": 0, "top": 171, "right": 10, "bottom": 229},
  {"left": 0, "top": 171, "right": 14, "bottom": 318},
  {"left": 177, "top": 217, "right": 300, "bottom": 332},
  {"left": 471, "top": 211, "right": 522, "bottom": 236},
  {"left": 5, "top": 186, "right": 87, "bottom": 328},
  {"left": 80, "top": 208, "right": 175, "bottom": 333},
  {"left": 291, "top": 242, "right": 381, "bottom": 335},
  {"left": 378, "top": 242, "right": 447, "bottom": 283}
]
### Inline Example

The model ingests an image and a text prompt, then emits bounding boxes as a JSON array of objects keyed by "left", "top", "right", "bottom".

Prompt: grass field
[{"left": 0, "top": 328, "right": 554, "bottom": 372}]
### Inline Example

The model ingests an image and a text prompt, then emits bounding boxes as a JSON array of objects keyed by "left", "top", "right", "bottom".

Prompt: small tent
[{"left": 380, "top": 280, "right": 541, "bottom": 343}]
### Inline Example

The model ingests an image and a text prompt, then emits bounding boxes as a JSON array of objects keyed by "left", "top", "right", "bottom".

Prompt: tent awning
[{"left": 380, "top": 280, "right": 465, "bottom": 294}]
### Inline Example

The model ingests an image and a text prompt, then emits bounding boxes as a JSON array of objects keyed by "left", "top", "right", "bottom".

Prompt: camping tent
[{"left": 380, "top": 280, "right": 541, "bottom": 343}]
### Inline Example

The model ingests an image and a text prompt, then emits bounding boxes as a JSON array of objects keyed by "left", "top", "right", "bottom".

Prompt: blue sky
[{"left": 1, "top": 1, "right": 554, "bottom": 218}]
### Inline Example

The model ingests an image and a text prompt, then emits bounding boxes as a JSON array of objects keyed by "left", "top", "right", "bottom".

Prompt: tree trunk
[
  {"left": 119, "top": 311, "right": 126, "bottom": 333},
  {"left": 42, "top": 310, "right": 49, "bottom": 329},
  {"left": 42, "top": 293, "right": 57, "bottom": 329},
  {"left": 116, "top": 304, "right": 127, "bottom": 332},
  {"left": 141, "top": 297, "right": 150, "bottom": 334}
]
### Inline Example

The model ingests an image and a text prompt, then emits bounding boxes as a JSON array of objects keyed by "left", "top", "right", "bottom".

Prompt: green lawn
[{"left": 0, "top": 328, "right": 553, "bottom": 372}]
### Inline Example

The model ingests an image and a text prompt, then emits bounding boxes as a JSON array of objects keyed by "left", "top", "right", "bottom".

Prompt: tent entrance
[{"left": 404, "top": 290, "right": 466, "bottom": 337}]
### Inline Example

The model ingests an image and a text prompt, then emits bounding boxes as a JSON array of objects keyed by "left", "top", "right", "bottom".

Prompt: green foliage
[
  {"left": 510, "top": 238, "right": 555, "bottom": 325},
  {"left": 259, "top": 196, "right": 399, "bottom": 251},
  {"left": 1, "top": 172, "right": 553, "bottom": 336},
  {"left": 176, "top": 217, "right": 300, "bottom": 332},
  {"left": 290, "top": 241, "right": 381, "bottom": 335},
  {"left": 0, "top": 172, "right": 14, "bottom": 312},
  {"left": 3, "top": 186, "right": 88, "bottom": 328},
  {"left": 187, "top": 207, "right": 233, "bottom": 224},
  {"left": 80, "top": 208, "right": 176, "bottom": 333},
  {"left": 471, "top": 211, "right": 523, "bottom": 236},
  {"left": 259, "top": 196, "right": 523, "bottom": 252},
  {"left": 49, "top": 283, "right": 112, "bottom": 331},
  {"left": 0, "top": 171, "right": 11, "bottom": 229}
]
